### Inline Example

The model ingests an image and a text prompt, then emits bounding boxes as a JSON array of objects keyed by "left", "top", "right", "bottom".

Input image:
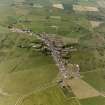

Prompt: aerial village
[{"left": 0, "top": 0, "right": 105, "bottom": 105}]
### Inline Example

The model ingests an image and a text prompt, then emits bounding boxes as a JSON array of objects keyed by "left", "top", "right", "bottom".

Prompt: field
[
  {"left": 0, "top": 31, "right": 58, "bottom": 105},
  {"left": 82, "top": 70, "right": 105, "bottom": 92},
  {"left": 80, "top": 96, "right": 105, "bottom": 105},
  {"left": 97, "top": 0, "right": 105, "bottom": 8},
  {"left": 77, "top": 0, "right": 97, "bottom": 5},
  {"left": 20, "top": 86, "right": 79, "bottom": 105},
  {"left": 68, "top": 78, "right": 100, "bottom": 99},
  {"left": 89, "top": 21, "right": 102, "bottom": 28},
  {"left": 73, "top": 5, "right": 99, "bottom": 12},
  {"left": 0, "top": 0, "right": 105, "bottom": 105}
]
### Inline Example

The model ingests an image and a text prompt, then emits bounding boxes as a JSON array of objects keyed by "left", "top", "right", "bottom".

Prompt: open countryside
[{"left": 0, "top": 0, "right": 105, "bottom": 105}]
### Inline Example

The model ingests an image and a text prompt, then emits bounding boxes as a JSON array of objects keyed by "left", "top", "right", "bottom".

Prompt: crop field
[
  {"left": 20, "top": 86, "right": 79, "bottom": 105},
  {"left": 82, "top": 70, "right": 105, "bottom": 92},
  {"left": 80, "top": 96, "right": 105, "bottom": 105},
  {"left": 0, "top": 29, "right": 59, "bottom": 104},
  {"left": 73, "top": 5, "right": 99, "bottom": 12},
  {"left": 12, "top": 0, "right": 92, "bottom": 38},
  {"left": 68, "top": 78, "right": 100, "bottom": 99},
  {"left": 77, "top": 0, "right": 97, "bottom": 5}
]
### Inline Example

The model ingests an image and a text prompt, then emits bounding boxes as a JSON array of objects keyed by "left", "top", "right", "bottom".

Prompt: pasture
[
  {"left": 20, "top": 86, "right": 79, "bottom": 105},
  {"left": 82, "top": 70, "right": 105, "bottom": 92},
  {"left": 80, "top": 96, "right": 105, "bottom": 105}
]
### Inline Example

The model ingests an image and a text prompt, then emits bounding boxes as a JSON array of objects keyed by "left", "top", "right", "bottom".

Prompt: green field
[
  {"left": 0, "top": 0, "right": 105, "bottom": 105},
  {"left": 21, "top": 86, "right": 79, "bottom": 105},
  {"left": 78, "top": 0, "right": 97, "bottom": 5},
  {"left": 0, "top": 32, "right": 59, "bottom": 104},
  {"left": 82, "top": 70, "right": 105, "bottom": 92},
  {"left": 80, "top": 96, "right": 105, "bottom": 105}
]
